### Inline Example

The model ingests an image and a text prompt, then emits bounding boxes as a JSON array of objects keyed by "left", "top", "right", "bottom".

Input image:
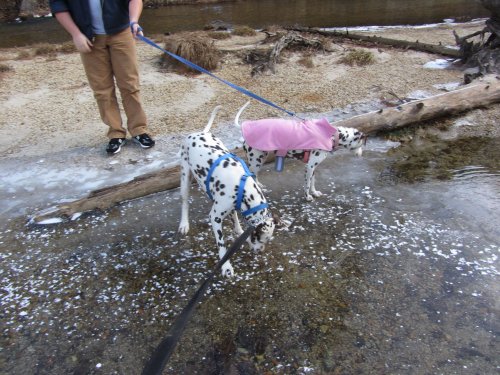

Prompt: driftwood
[
  {"left": 30, "top": 76, "right": 500, "bottom": 224},
  {"left": 453, "top": 1, "right": 500, "bottom": 75},
  {"left": 335, "top": 75, "right": 500, "bottom": 134},
  {"left": 251, "top": 31, "right": 328, "bottom": 75},
  {"left": 30, "top": 148, "right": 272, "bottom": 224},
  {"left": 454, "top": 22, "right": 500, "bottom": 75},
  {"left": 289, "top": 26, "right": 461, "bottom": 58},
  {"left": 29, "top": 165, "right": 180, "bottom": 224}
]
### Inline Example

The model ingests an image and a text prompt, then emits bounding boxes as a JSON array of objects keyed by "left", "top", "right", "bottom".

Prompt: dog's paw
[
  {"left": 305, "top": 194, "right": 315, "bottom": 202},
  {"left": 312, "top": 191, "right": 323, "bottom": 198},
  {"left": 221, "top": 262, "right": 235, "bottom": 278},
  {"left": 178, "top": 222, "right": 190, "bottom": 235}
]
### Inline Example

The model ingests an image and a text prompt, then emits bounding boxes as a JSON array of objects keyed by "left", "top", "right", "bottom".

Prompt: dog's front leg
[
  {"left": 178, "top": 161, "right": 191, "bottom": 234},
  {"left": 304, "top": 151, "right": 329, "bottom": 201},
  {"left": 209, "top": 207, "right": 234, "bottom": 277},
  {"left": 229, "top": 210, "right": 244, "bottom": 236},
  {"left": 229, "top": 210, "right": 254, "bottom": 248}
]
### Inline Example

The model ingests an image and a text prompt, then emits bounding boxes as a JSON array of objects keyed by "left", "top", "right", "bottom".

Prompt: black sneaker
[
  {"left": 106, "top": 138, "right": 126, "bottom": 154},
  {"left": 133, "top": 133, "right": 155, "bottom": 149}
]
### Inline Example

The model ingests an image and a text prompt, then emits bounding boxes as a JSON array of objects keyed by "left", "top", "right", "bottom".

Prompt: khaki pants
[{"left": 80, "top": 28, "right": 147, "bottom": 139}]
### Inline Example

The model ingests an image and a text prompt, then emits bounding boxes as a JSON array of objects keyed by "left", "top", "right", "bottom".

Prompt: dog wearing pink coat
[{"left": 234, "top": 102, "right": 367, "bottom": 201}]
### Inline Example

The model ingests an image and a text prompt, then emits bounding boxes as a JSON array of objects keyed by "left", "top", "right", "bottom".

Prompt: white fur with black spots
[{"left": 178, "top": 106, "right": 277, "bottom": 277}]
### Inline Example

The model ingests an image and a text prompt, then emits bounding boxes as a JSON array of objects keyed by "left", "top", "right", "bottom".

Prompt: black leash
[{"left": 141, "top": 225, "right": 255, "bottom": 375}]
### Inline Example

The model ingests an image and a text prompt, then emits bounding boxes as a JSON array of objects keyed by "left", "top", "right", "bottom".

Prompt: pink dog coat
[{"left": 242, "top": 118, "right": 337, "bottom": 157}]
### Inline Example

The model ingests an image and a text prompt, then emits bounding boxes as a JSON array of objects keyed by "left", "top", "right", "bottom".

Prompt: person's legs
[
  {"left": 80, "top": 35, "right": 127, "bottom": 139},
  {"left": 108, "top": 29, "right": 148, "bottom": 138}
]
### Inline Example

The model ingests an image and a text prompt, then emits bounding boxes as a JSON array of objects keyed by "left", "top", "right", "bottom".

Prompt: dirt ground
[{"left": 0, "top": 19, "right": 497, "bottom": 161}]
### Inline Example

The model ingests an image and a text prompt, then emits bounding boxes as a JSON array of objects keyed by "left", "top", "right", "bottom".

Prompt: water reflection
[
  {"left": 144, "top": 0, "right": 488, "bottom": 33},
  {"left": 452, "top": 165, "right": 500, "bottom": 180},
  {"left": 387, "top": 136, "right": 500, "bottom": 182}
]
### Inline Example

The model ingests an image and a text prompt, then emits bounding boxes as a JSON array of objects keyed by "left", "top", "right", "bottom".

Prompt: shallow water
[{"left": 0, "top": 132, "right": 498, "bottom": 374}]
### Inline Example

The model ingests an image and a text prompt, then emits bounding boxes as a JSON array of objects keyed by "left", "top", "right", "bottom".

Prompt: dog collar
[
  {"left": 241, "top": 202, "right": 269, "bottom": 218},
  {"left": 332, "top": 126, "right": 339, "bottom": 151},
  {"left": 235, "top": 173, "right": 270, "bottom": 217},
  {"left": 246, "top": 211, "right": 271, "bottom": 227}
]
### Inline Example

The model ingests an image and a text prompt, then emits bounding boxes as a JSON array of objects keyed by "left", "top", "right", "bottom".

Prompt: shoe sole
[
  {"left": 107, "top": 147, "right": 122, "bottom": 154},
  {"left": 133, "top": 137, "right": 155, "bottom": 149},
  {"left": 106, "top": 140, "right": 125, "bottom": 154}
]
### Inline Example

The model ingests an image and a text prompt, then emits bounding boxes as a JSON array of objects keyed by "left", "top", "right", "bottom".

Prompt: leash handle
[
  {"left": 141, "top": 225, "right": 255, "bottom": 375},
  {"left": 137, "top": 34, "right": 302, "bottom": 119}
]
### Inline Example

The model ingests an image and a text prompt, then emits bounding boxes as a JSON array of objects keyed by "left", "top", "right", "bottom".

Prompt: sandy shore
[{"left": 0, "top": 19, "right": 495, "bottom": 160}]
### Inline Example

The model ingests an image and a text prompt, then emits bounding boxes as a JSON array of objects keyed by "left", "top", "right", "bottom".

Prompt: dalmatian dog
[
  {"left": 234, "top": 102, "right": 367, "bottom": 201},
  {"left": 178, "top": 106, "right": 276, "bottom": 277}
]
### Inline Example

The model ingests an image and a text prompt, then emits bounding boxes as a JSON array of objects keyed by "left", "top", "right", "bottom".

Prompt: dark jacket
[{"left": 49, "top": 0, "right": 130, "bottom": 39}]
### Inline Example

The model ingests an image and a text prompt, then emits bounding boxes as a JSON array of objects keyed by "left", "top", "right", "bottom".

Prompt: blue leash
[{"left": 136, "top": 32, "right": 299, "bottom": 118}]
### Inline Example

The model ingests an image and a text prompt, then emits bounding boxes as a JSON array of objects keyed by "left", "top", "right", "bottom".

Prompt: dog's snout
[{"left": 250, "top": 242, "right": 265, "bottom": 253}]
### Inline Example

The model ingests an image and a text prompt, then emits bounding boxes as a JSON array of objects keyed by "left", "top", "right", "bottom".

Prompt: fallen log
[
  {"left": 334, "top": 75, "right": 500, "bottom": 134},
  {"left": 29, "top": 164, "right": 180, "bottom": 224},
  {"left": 289, "top": 26, "right": 461, "bottom": 58},
  {"left": 30, "top": 76, "right": 500, "bottom": 224},
  {"left": 30, "top": 148, "right": 272, "bottom": 224}
]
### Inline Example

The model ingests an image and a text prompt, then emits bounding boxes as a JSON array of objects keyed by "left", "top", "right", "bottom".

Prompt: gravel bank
[{"left": 0, "top": 20, "right": 496, "bottom": 160}]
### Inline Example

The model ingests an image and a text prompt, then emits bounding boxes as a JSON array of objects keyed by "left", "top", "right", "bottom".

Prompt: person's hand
[
  {"left": 72, "top": 33, "right": 93, "bottom": 53},
  {"left": 130, "top": 22, "right": 143, "bottom": 38}
]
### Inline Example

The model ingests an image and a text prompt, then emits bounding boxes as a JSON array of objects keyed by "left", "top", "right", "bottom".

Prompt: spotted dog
[
  {"left": 234, "top": 102, "right": 367, "bottom": 201},
  {"left": 178, "top": 106, "right": 276, "bottom": 277}
]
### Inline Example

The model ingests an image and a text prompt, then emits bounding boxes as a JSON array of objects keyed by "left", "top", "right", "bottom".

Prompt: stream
[
  {"left": 0, "top": 0, "right": 490, "bottom": 48},
  {"left": 0, "top": 116, "right": 498, "bottom": 373}
]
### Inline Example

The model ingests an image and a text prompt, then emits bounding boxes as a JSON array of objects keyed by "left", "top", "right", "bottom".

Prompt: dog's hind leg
[
  {"left": 244, "top": 143, "right": 267, "bottom": 178},
  {"left": 178, "top": 152, "right": 191, "bottom": 234},
  {"left": 304, "top": 151, "right": 328, "bottom": 201}
]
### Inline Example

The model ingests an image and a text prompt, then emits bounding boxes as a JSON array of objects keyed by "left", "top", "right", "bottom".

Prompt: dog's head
[
  {"left": 248, "top": 213, "right": 279, "bottom": 252},
  {"left": 336, "top": 126, "right": 367, "bottom": 156}
]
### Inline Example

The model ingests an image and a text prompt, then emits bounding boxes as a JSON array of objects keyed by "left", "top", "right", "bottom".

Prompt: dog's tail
[
  {"left": 234, "top": 101, "right": 251, "bottom": 128},
  {"left": 202, "top": 105, "right": 222, "bottom": 133}
]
